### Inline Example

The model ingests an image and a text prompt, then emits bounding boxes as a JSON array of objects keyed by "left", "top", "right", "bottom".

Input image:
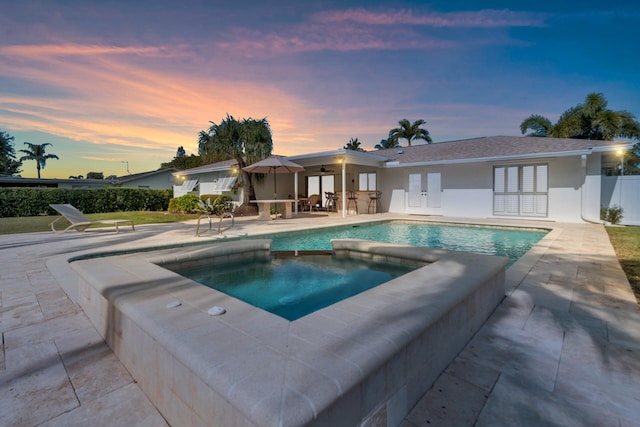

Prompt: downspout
[
  {"left": 342, "top": 160, "right": 347, "bottom": 218},
  {"left": 580, "top": 153, "right": 609, "bottom": 225}
]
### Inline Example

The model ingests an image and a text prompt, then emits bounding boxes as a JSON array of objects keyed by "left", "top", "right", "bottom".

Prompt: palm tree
[
  {"left": 518, "top": 114, "right": 555, "bottom": 137},
  {"left": 374, "top": 138, "right": 400, "bottom": 150},
  {"left": 343, "top": 137, "right": 364, "bottom": 151},
  {"left": 520, "top": 93, "right": 640, "bottom": 140},
  {"left": 198, "top": 114, "right": 273, "bottom": 208},
  {"left": 388, "top": 119, "right": 432, "bottom": 146},
  {"left": 18, "top": 142, "right": 59, "bottom": 178},
  {"left": 0, "top": 130, "right": 22, "bottom": 176}
]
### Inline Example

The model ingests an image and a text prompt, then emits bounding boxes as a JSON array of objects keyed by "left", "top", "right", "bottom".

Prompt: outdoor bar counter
[{"left": 335, "top": 191, "right": 381, "bottom": 214}]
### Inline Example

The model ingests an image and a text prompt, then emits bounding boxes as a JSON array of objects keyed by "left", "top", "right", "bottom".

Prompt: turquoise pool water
[
  {"left": 172, "top": 252, "right": 415, "bottom": 321},
  {"left": 262, "top": 221, "right": 547, "bottom": 265},
  {"left": 171, "top": 221, "right": 546, "bottom": 320}
]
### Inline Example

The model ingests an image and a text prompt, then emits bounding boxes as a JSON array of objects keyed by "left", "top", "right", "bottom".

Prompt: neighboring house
[
  {"left": 0, "top": 168, "right": 176, "bottom": 190},
  {"left": 111, "top": 168, "right": 176, "bottom": 190},
  {"left": 172, "top": 159, "right": 242, "bottom": 205},
  {"left": 173, "top": 136, "right": 636, "bottom": 224},
  {"left": 0, "top": 177, "right": 110, "bottom": 188}
]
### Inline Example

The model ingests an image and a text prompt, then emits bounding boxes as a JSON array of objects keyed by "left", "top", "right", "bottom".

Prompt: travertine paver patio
[{"left": 0, "top": 214, "right": 639, "bottom": 426}]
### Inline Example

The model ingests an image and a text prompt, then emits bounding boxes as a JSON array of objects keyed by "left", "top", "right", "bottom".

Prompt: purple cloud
[{"left": 311, "top": 8, "right": 548, "bottom": 28}]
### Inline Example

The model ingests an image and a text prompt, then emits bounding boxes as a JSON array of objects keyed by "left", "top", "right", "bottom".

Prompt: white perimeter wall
[{"left": 602, "top": 175, "right": 640, "bottom": 226}]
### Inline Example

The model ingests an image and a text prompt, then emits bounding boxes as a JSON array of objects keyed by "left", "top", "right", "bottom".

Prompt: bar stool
[
  {"left": 347, "top": 191, "right": 358, "bottom": 214},
  {"left": 324, "top": 192, "right": 337, "bottom": 212},
  {"left": 368, "top": 191, "right": 381, "bottom": 214}
]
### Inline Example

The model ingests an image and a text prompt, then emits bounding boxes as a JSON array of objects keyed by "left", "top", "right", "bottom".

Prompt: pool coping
[{"left": 71, "top": 238, "right": 509, "bottom": 426}]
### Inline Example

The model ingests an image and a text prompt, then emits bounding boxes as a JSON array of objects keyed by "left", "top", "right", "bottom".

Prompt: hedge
[{"left": 0, "top": 187, "right": 173, "bottom": 218}]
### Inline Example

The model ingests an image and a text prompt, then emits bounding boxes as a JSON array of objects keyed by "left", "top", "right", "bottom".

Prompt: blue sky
[{"left": 1, "top": 0, "right": 639, "bottom": 178}]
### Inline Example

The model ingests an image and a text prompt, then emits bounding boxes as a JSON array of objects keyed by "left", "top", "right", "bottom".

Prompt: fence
[{"left": 602, "top": 176, "right": 640, "bottom": 226}]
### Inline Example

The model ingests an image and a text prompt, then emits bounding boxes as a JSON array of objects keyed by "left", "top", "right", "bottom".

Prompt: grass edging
[{"left": 606, "top": 226, "right": 640, "bottom": 304}]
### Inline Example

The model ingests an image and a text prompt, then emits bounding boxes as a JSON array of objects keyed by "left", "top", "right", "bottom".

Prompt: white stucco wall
[
  {"left": 545, "top": 156, "right": 584, "bottom": 222},
  {"left": 120, "top": 171, "right": 174, "bottom": 190},
  {"left": 379, "top": 168, "right": 406, "bottom": 214},
  {"left": 441, "top": 163, "right": 493, "bottom": 218},
  {"left": 582, "top": 152, "right": 603, "bottom": 223},
  {"left": 381, "top": 163, "right": 494, "bottom": 218},
  {"left": 379, "top": 154, "right": 605, "bottom": 223}
]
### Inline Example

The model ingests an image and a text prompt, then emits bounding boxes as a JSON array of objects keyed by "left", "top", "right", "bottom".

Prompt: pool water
[
  {"left": 172, "top": 252, "right": 416, "bottom": 321},
  {"left": 264, "top": 221, "right": 546, "bottom": 265}
]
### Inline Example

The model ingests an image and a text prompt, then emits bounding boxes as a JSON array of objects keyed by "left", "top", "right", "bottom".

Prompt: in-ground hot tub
[
  {"left": 165, "top": 250, "right": 419, "bottom": 321},
  {"left": 71, "top": 239, "right": 508, "bottom": 427}
]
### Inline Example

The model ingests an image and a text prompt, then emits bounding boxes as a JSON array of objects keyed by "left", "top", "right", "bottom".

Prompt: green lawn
[
  {"left": 606, "top": 226, "right": 640, "bottom": 303},
  {"left": 0, "top": 212, "right": 200, "bottom": 234}
]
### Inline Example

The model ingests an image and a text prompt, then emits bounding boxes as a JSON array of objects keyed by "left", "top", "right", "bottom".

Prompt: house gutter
[{"left": 383, "top": 149, "right": 594, "bottom": 168}]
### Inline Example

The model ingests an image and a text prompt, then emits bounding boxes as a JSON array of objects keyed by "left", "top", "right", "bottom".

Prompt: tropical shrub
[
  {"left": 195, "top": 194, "right": 233, "bottom": 216},
  {"left": 601, "top": 206, "right": 624, "bottom": 224},
  {"left": 168, "top": 194, "right": 201, "bottom": 214}
]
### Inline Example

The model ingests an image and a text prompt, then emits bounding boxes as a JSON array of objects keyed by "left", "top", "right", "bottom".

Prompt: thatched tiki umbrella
[{"left": 242, "top": 155, "right": 305, "bottom": 199}]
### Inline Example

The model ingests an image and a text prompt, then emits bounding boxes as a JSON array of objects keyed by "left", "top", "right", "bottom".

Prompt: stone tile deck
[{"left": 1, "top": 214, "right": 638, "bottom": 426}]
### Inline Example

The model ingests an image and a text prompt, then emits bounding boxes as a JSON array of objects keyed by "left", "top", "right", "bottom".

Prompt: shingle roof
[
  {"left": 374, "top": 135, "right": 626, "bottom": 165},
  {"left": 114, "top": 168, "right": 175, "bottom": 183},
  {"left": 173, "top": 159, "right": 238, "bottom": 175}
]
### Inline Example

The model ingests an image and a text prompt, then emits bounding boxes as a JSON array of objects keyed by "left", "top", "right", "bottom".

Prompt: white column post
[
  {"left": 294, "top": 171, "right": 299, "bottom": 214},
  {"left": 342, "top": 160, "right": 347, "bottom": 218}
]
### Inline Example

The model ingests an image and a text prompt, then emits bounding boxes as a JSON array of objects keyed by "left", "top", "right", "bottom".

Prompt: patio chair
[{"left": 48, "top": 204, "right": 135, "bottom": 234}]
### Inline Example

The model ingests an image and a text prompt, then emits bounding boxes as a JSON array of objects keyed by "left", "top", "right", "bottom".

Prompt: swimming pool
[
  {"left": 171, "top": 251, "right": 417, "bottom": 320},
  {"left": 256, "top": 221, "right": 547, "bottom": 265}
]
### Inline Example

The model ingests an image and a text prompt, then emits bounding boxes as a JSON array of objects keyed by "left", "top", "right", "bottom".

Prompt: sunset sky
[{"left": 1, "top": 0, "right": 639, "bottom": 178}]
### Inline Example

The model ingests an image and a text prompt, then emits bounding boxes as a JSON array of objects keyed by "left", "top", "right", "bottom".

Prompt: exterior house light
[{"left": 616, "top": 148, "right": 625, "bottom": 176}]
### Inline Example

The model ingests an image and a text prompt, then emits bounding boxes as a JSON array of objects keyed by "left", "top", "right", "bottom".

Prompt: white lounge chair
[{"left": 49, "top": 204, "right": 135, "bottom": 233}]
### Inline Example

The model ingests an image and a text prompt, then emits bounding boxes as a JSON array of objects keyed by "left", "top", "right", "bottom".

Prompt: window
[
  {"left": 494, "top": 164, "right": 548, "bottom": 217},
  {"left": 358, "top": 172, "right": 376, "bottom": 191},
  {"left": 307, "top": 175, "right": 335, "bottom": 207}
]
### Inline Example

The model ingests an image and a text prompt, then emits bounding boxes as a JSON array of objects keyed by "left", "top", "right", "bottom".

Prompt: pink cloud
[
  {"left": 312, "top": 8, "right": 547, "bottom": 28},
  {"left": 0, "top": 44, "right": 168, "bottom": 57},
  {"left": 0, "top": 43, "right": 318, "bottom": 158},
  {"left": 216, "top": 7, "right": 543, "bottom": 57},
  {"left": 217, "top": 20, "right": 454, "bottom": 57}
]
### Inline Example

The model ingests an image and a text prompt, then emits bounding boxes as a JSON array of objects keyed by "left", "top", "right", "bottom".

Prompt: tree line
[{"left": 3, "top": 92, "right": 639, "bottom": 182}]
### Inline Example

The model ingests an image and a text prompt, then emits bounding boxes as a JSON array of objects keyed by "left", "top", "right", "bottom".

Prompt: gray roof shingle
[{"left": 374, "top": 135, "right": 624, "bottom": 164}]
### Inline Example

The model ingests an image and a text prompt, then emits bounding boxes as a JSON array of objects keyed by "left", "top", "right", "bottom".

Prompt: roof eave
[
  {"left": 590, "top": 141, "right": 635, "bottom": 153},
  {"left": 384, "top": 149, "right": 596, "bottom": 168},
  {"left": 287, "top": 149, "right": 392, "bottom": 163}
]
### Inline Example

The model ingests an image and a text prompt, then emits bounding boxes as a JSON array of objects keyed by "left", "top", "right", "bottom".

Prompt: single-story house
[
  {"left": 173, "top": 136, "right": 638, "bottom": 224},
  {"left": 172, "top": 159, "right": 241, "bottom": 202},
  {"left": 110, "top": 168, "right": 177, "bottom": 190},
  {"left": 0, "top": 168, "right": 177, "bottom": 190}
]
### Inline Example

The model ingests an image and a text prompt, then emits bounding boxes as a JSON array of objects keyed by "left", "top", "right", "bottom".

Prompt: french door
[
  {"left": 307, "top": 175, "right": 335, "bottom": 207},
  {"left": 407, "top": 172, "right": 442, "bottom": 214}
]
